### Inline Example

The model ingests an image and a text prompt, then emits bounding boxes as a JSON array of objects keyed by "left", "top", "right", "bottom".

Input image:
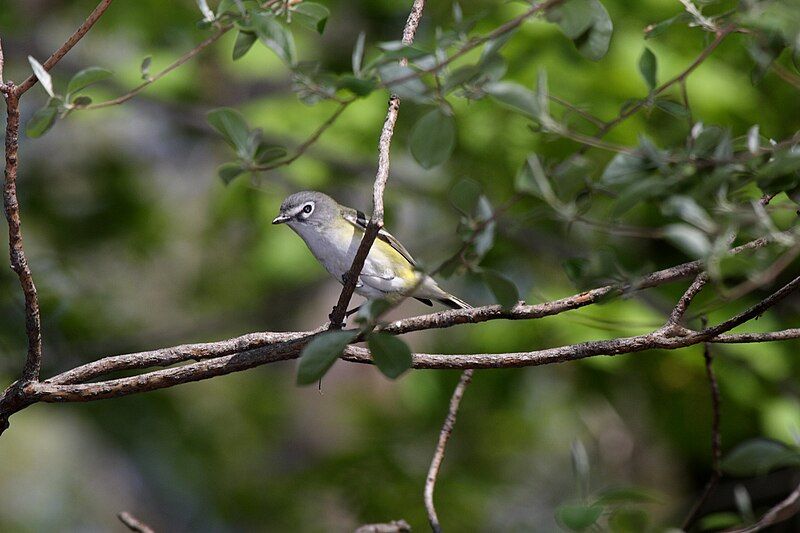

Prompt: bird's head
[{"left": 272, "top": 190, "right": 339, "bottom": 228}]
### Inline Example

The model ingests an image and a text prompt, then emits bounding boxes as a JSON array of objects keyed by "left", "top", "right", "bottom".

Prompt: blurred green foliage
[{"left": 2, "top": 0, "right": 800, "bottom": 531}]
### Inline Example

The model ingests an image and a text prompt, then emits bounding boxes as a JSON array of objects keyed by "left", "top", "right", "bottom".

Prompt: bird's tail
[{"left": 437, "top": 293, "right": 472, "bottom": 309}]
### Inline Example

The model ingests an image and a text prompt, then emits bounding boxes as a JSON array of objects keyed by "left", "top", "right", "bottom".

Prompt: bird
[{"left": 272, "top": 190, "right": 471, "bottom": 311}]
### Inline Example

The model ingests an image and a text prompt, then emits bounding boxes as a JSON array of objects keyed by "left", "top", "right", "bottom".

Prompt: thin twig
[
  {"left": 548, "top": 94, "right": 606, "bottom": 129},
  {"left": 682, "top": 317, "right": 723, "bottom": 529},
  {"left": 380, "top": 0, "right": 565, "bottom": 90},
  {"left": 770, "top": 62, "right": 800, "bottom": 91},
  {"left": 328, "top": 0, "right": 426, "bottom": 328},
  {"left": 667, "top": 272, "right": 709, "bottom": 326},
  {"left": 425, "top": 369, "right": 473, "bottom": 533},
  {"left": 118, "top": 511, "right": 155, "bottom": 533},
  {"left": 79, "top": 23, "right": 233, "bottom": 109},
  {"left": 592, "top": 24, "right": 733, "bottom": 141},
  {"left": 17, "top": 0, "right": 116, "bottom": 95},
  {"left": 252, "top": 98, "right": 355, "bottom": 171},
  {"left": 3, "top": 87, "right": 43, "bottom": 382},
  {"left": 724, "top": 481, "right": 800, "bottom": 533}
]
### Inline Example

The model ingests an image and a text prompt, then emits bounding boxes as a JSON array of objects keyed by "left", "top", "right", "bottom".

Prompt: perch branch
[{"left": 328, "top": 0, "right": 426, "bottom": 328}]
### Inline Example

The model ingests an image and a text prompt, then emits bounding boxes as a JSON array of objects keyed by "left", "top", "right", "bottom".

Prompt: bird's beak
[{"left": 272, "top": 214, "right": 291, "bottom": 225}]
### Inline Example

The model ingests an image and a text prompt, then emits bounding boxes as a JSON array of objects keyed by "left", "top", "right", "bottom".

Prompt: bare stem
[
  {"left": 425, "top": 369, "right": 473, "bottom": 533},
  {"left": 328, "top": 0, "right": 426, "bottom": 328}
]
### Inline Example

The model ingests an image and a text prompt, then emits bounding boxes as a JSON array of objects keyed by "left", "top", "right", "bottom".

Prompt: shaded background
[{"left": 1, "top": 0, "right": 799, "bottom": 531}]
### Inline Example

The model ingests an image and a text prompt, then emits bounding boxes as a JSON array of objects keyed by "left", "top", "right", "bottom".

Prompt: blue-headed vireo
[{"left": 272, "top": 191, "right": 470, "bottom": 310}]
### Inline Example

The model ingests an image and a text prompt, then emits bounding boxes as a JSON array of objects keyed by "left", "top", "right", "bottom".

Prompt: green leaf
[
  {"left": 25, "top": 105, "right": 58, "bottom": 138},
  {"left": 644, "top": 13, "right": 688, "bottom": 39},
  {"left": 217, "top": 162, "right": 246, "bottom": 184},
  {"left": 664, "top": 224, "right": 711, "bottom": 258},
  {"left": 601, "top": 152, "right": 648, "bottom": 184},
  {"left": 355, "top": 298, "right": 393, "bottom": 325},
  {"left": 546, "top": 0, "right": 596, "bottom": 39},
  {"left": 207, "top": 108, "right": 252, "bottom": 159},
  {"left": 595, "top": 487, "right": 660, "bottom": 505},
  {"left": 638, "top": 47, "right": 657, "bottom": 91},
  {"left": 450, "top": 179, "right": 482, "bottom": 215},
  {"left": 662, "top": 195, "right": 717, "bottom": 233},
  {"left": 608, "top": 508, "right": 648, "bottom": 533},
  {"left": 291, "top": 2, "right": 330, "bottom": 34},
  {"left": 515, "top": 155, "right": 553, "bottom": 200},
  {"left": 409, "top": 109, "right": 456, "bottom": 169},
  {"left": 474, "top": 196, "right": 496, "bottom": 258},
  {"left": 368, "top": 332, "right": 413, "bottom": 379},
  {"left": 253, "top": 12, "right": 297, "bottom": 66},
  {"left": 485, "top": 82, "right": 539, "bottom": 118},
  {"left": 698, "top": 512, "right": 743, "bottom": 531},
  {"left": 654, "top": 99, "right": 689, "bottom": 118},
  {"left": 575, "top": 0, "right": 613, "bottom": 61},
  {"left": 555, "top": 503, "right": 603, "bottom": 531},
  {"left": 67, "top": 67, "right": 113, "bottom": 95},
  {"left": 296, "top": 330, "right": 357, "bottom": 385},
  {"left": 140, "top": 56, "right": 152, "bottom": 80},
  {"left": 337, "top": 75, "right": 376, "bottom": 97},
  {"left": 721, "top": 438, "right": 800, "bottom": 477},
  {"left": 352, "top": 31, "right": 366, "bottom": 77},
  {"left": 255, "top": 143, "right": 287, "bottom": 164},
  {"left": 233, "top": 30, "right": 258, "bottom": 60},
  {"left": 71, "top": 95, "right": 92, "bottom": 106},
  {"left": 547, "top": 0, "right": 613, "bottom": 61},
  {"left": 378, "top": 64, "right": 431, "bottom": 103},
  {"left": 27, "top": 56, "right": 54, "bottom": 97},
  {"left": 482, "top": 270, "right": 519, "bottom": 308}
]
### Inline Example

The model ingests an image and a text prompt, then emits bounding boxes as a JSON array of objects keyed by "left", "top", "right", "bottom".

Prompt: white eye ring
[{"left": 300, "top": 202, "right": 314, "bottom": 217}]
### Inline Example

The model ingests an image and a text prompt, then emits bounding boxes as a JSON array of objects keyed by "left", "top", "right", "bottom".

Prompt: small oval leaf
[
  {"left": 297, "top": 330, "right": 357, "bottom": 385},
  {"left": 368, "top": 332, "right": 413, "bottom": 379},
  {"left": 25, "top": 106, "right": 58, "bottom": 138},
  {"left": 67, "top": 67, "right": 113, "bottom": 95},
  {"left": 482, "top": 270, "right": 519, "bottom": 309},
  {"left": 28, "top": 56, "right": 54, "bottom": 97},
  {"left": 410, "top": 109, "right": 456, "bottom": 169}
]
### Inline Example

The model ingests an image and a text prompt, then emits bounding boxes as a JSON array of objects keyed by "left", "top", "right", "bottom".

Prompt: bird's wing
[{"left": 341, "top": 207, "right": 417, "bottom": 267}]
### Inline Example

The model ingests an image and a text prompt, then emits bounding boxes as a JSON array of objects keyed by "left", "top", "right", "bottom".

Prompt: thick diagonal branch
[{"left": 16, "top": 0, "right": 115, "bottom": 95}]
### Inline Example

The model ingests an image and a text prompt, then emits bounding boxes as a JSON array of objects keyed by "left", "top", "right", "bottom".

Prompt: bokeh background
[{"left": 1, "top": 0, "right": 799, "bottom": 531}]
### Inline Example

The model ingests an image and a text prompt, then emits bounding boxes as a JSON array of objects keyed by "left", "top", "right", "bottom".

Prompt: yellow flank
[{"left": 373, "top": 237, "right": 418, "bottom": 282}]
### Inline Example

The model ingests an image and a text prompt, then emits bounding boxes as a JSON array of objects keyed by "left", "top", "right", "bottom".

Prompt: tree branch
[
  {"left": 327, "top": 0, "right": 426, "bottom": 328},
  {"left": 3, "top": 86, "right": 43, "bottom": 382},
  {"left": 425, "top": 369, "right": 473, "bottom": 533},
  {"left": 16, "top": 0, "right": 115, "bottom": 96},
  {"left": 725, "top": 480, "right": 800, "bottom": 533},
  {"left": 667, "top": 272, "right": 709, "bottom": 326},
  {"left": 252, "top": 98, "right": 354, "bottom": 171},
  {"left": 78, "top": 23, "right": 233, "bottom": 110}
]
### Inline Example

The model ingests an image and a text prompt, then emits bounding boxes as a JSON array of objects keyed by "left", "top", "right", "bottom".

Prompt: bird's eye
[{"left": 302, "top": 204, "right": 313, "bottom": 214}]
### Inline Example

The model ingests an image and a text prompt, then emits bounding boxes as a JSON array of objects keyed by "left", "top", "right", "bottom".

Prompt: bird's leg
[{"left": 345, "top": 306, "right": 362, "bottom": 318}]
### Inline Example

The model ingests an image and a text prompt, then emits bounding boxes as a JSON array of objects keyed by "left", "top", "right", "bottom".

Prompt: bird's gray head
[{"left": 272, "top": 190, "right": 339, "bottom": 228}]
